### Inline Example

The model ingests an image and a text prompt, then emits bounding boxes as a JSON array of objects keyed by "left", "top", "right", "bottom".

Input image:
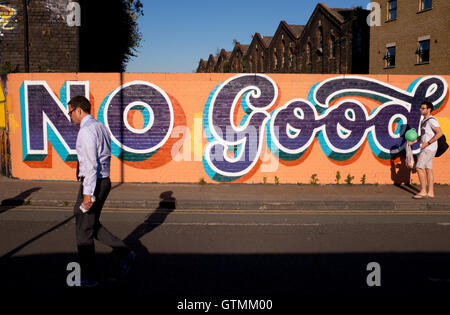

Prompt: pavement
[{"left": 2, "top": 175, "right": 450, "bottom": 211}]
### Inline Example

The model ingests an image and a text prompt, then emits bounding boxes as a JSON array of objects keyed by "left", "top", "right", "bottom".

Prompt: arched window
[
  {"left": 307, "top": 42, "right": 312, "bottom": 64},
  {"left": 273, "top": 51, "right": 278, "bottom": 70},
  {"left": 260, "top": 54, "right": 264, "bottom": 73},
  {"left": 288, "top": 46, "right": 294, "bottom": 69},
  {"left": 255, "top": 48, "right": 259, "bottom": 72},
  {"left": 330, "top": 35, "right": 336, "bottom": 58},
  {"left": 317, "top": 27, "right": 323, "bottom": 59}
]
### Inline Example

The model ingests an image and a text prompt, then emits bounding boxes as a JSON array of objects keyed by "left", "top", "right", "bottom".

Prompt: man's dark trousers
[{"left": 74, "top": 177, "right": 129, "bottom": 280}]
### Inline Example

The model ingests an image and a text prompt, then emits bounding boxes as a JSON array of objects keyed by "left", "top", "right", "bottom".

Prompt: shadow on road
[
  {"left": 0, "top": 187, "right": 42, "bottom": 214},
  {"left": 123, "top": 191, "right": 176, "bottom": 257}
]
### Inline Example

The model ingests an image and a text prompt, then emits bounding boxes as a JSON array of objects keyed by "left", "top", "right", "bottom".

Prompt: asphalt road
[{"left": 1, "top": 205, "right": 450, "bottom": 303}]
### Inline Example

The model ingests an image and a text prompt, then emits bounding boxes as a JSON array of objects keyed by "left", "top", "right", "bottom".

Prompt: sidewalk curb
[{"left": 2, "top": 198, "right": 450, "bottom": 211}]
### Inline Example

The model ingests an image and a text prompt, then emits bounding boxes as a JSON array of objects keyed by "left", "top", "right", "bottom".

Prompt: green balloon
[{"left": 405, "top": 129, "right": 418, "bottom": 142}]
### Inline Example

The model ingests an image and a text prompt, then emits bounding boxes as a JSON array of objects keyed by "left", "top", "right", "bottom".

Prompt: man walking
[
  {"left": 408, "top": 101, "right": 443, "bottom": 199},
  {"left": 69, "top": 95, "right": 134, "bottom": 286}
]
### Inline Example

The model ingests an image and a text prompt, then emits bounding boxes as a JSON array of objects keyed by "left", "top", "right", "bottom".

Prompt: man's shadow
[
  {"left": 390, "top": 146, "right": 420, "bottom": 195},
  {"left": 0, "top": 187, "right": 42, "bottom": 214},
  {"left": 123, "top": 191, "right": 176, "bottom": 256}
]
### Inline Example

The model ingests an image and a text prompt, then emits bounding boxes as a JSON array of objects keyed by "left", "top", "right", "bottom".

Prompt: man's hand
[{"left": 82, "top": 195, "right": 94, "bottom": 211}]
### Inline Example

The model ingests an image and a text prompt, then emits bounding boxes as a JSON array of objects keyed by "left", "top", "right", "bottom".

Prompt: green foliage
[
  {"left": 1, "top": 62, "right": 18, "bottom": 76},
  {"left": 360, "top": 174, "right": 366, "bottom": 185},
  {"left": 345, "top": 174, "right": 355, "bottom": 185},
  {"left": 274, "top": 176, "right": 280, "bottom": 185},
  {"left": 335, "top": 171, "right": 341, "bottom": 185},
  {"left": 198, "top": 178, "right": 207, "bottom": 185},
  {"left": 263, "top": 177, "right": 267, "bottom": 184},
  {"left": 310, "top": 174, "right": 319, "bottom": 185}
]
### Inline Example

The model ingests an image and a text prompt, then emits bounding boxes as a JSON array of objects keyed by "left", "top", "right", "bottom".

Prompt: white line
[{"left": 161, "top": 222, "right": 321, "bottom": 227}]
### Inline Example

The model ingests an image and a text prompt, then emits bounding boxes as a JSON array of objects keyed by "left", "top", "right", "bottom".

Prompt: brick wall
[
  {"left": 369, "top": 0, "right": 450, "bottom": 74},
  {"left": 6, "top": 73, "right": 450, "bottom": 184},
  {"left": 0, "top": 0, "right": 79, "bottom": 73}
]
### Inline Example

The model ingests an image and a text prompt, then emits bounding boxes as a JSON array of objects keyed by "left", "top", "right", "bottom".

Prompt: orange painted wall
[{"left": 6, "top": 73, "right": 450, "bottom": 184}]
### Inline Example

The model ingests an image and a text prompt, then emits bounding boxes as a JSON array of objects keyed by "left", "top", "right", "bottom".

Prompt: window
[
  {"left": 260, "top": 54, "right": 264, "bottom": 72},
  {"left": 307, "top": 42, "right": 312, "bottom": 64},
  {"left": 318, "top": 27, "right": 323, "bottom": 51},
  {"left": 420, "top": 0, "right": 432, "bottom": 11},
  {"left": 330, "top": 35, "right": 336, "bottom": 58},
  {"left": 272, "top": 51, "right": 278, "bottom": 70},
  {"left": 387, "top": 0, "right": 397, "bottom": 20},
  {"left": 288, "top": 47, "right": 294, "bottom": 68},
  {"left": 416, "top": 39, "right": 430, "bottom": 64},
  {"left": 355, "top": 29, "right": 362, "bottom": 54},
  {"left": 384, "top": 46, "right": 396, "bottom": 67}
]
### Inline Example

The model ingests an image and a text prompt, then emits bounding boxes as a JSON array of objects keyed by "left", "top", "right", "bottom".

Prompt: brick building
[
  {"left": 0, "top": 0, "right": 79, "bottom": 73},
  {"left": 196, "top": 3, "right": 369, "bottom": 74},
  {"left": 229, "top": 41, "right": 248, "bottom": 73},
  {"left": 297, "top": 4, "right": 369, "bottom": 74},
  {"left": 243, "top": 33, "right": 271, "bottom": 73},
  {"left": 267, "top": 21, "right": 304, "bottom": 73},
  {"left": 0, "top": 0, "right": 139, "bottom": 73},
  {"left": 196, "top": 58, "right": 207, "bottom": 73},
  {"left": 214, "top": 49, "right": 231, "bottom": 73},
  {"left": 369, "top": 0, "right": 450, "bottom": 74},
  {"left": 205, "top": 54, "right": 216, "bottom": 73}
]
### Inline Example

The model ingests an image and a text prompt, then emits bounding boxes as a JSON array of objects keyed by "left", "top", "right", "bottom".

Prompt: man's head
[
  {"left": 68, "top": 96, "right": 91, "bottom": 125},
  {"left": 420, "top": 101, "right": 433, "bottom": 117}
]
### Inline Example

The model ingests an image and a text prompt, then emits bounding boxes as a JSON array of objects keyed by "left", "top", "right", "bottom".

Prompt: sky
[{"left": 125, "top": 0, "right": 370, "bottom": 73}]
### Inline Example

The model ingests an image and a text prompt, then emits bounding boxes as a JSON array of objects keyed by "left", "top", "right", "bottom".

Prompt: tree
[{"left": 79, "top": 0, "right": 144, "bottom": 72}]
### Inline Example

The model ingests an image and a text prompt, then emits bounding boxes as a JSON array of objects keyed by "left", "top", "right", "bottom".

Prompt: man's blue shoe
[{"left": 120, "top": 251, "right": 136, "bottom": 278}]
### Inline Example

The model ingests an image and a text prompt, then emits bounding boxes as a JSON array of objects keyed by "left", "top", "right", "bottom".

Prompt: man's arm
[
  {"left": 80, "top": 129, "right": 98, "bottom": 211},
  {"left": 427, "top": 126, "right": 443, "bottom": 145}
]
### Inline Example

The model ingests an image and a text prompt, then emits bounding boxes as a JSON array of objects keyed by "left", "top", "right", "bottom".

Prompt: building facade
[
  {"left": 214, "top": 49, "right": 231, "bottom": 73},
  {"left": 267, "top": 21, "right": 303, "bottom": 73},
  {"left": 296, "top": 3, "right": 369, "bottom": 74},
  {"left": 229, "top": 41, "right": 248, "bottom": 73},
  {"left": 244, "top": 33, "right": 272, "bottom": 73},
  {"left": 369, "top": 0, "right": 450, "bottom": 74},
  {"left": 196, "top": 3, "right": 369, "bottom": 74}
]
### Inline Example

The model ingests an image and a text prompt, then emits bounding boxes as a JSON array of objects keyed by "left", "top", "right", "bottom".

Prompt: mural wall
[{"left": 6, "top": 73, "right": 450, "bottom": 184}]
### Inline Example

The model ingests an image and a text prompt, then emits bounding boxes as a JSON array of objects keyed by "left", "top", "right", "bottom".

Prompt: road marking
[
  {"left": 161, "top": 222, "right": 322, "bottom": 227},
  {"left": 437, "top": 222, "right": 450, "bottom": 226}
]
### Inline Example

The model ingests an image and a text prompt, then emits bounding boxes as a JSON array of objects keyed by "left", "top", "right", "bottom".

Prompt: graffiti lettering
[
  {"left": 204, "top": 74, "right": 447, "bottom": 181},
  {"left": 18, "top": 75, "right": 448, "bottom": 183},
  {"left": 20, "top": 81, "right": 89, "bottom": 161},
  {"left": 0, "top": 4, "right": 16, "bottom": 31},
  {"left": 97, "top": 81, "right": 174, "bottom": 161},
  {"left": 202, "top": 74, "right": 278, "bottom": 182}
]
